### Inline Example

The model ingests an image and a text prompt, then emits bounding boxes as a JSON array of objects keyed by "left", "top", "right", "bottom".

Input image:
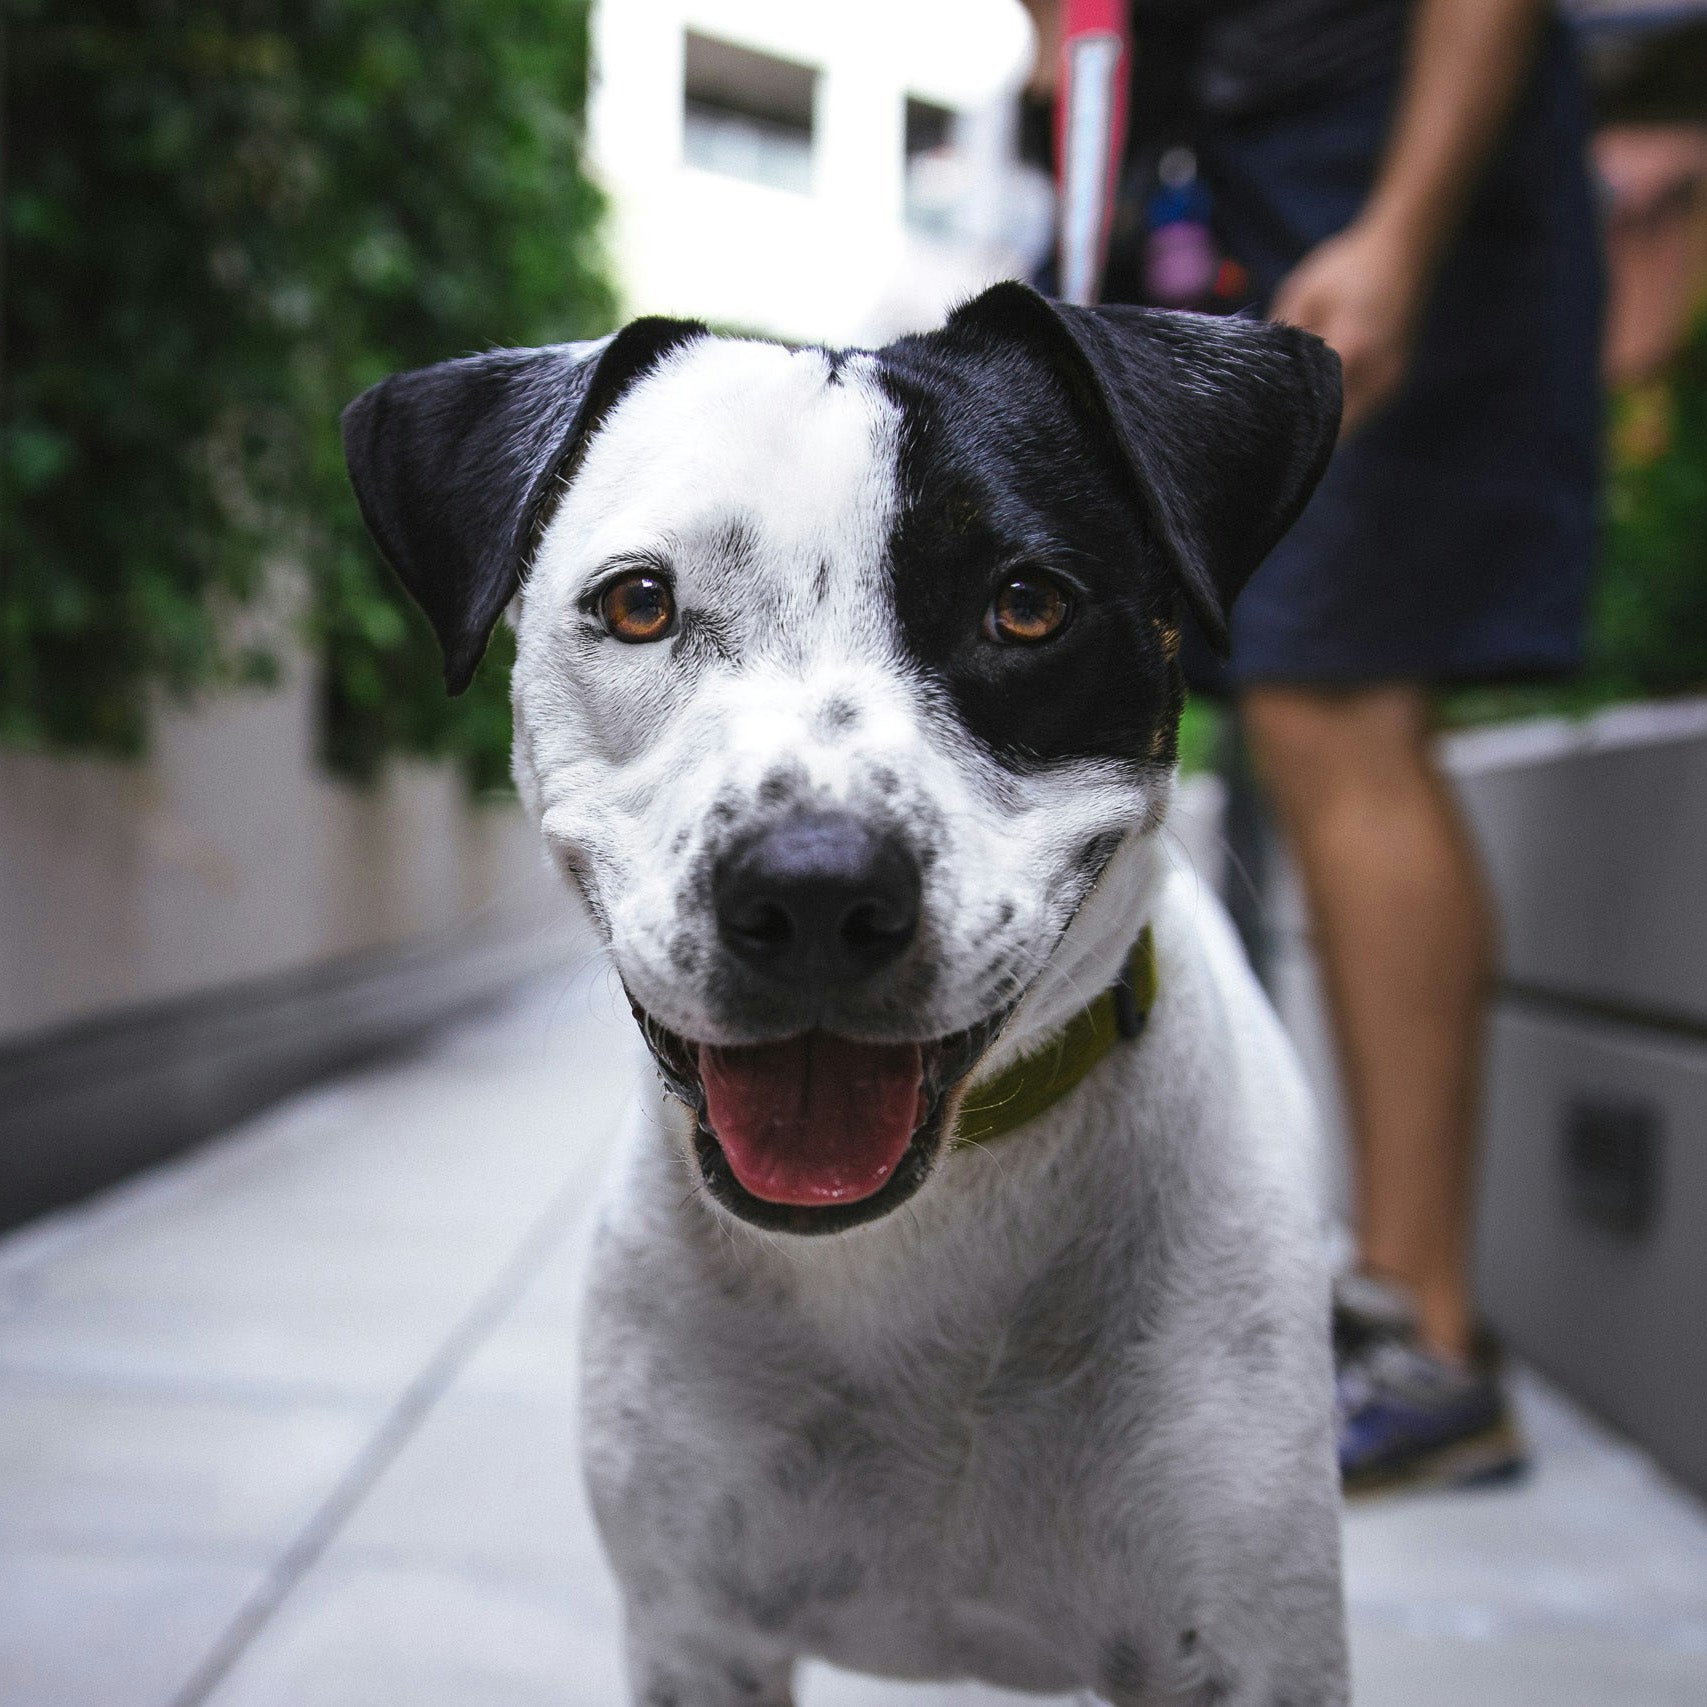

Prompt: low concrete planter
[
  {"left": 1451, "top": 699, "right": 1707, "bottom": 1033},
  {"left": 0, "top": 666, "right": 589, "bottom": 1231},
  {"left": 1266, "top": 697, "right": 1707, "bottom": 1498}
]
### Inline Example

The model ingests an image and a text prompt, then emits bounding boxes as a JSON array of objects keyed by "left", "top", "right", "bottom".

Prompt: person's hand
[{"left": 1270, "top": 217, "right": 1430, "bottom": 434}]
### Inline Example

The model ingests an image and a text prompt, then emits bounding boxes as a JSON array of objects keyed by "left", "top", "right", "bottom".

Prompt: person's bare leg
[{"left": 1242, "top": 684, "right": 1493, "bottom": 1362}]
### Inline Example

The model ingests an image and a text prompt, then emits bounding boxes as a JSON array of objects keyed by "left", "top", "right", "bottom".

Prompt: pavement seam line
[{"left": 165, "top": 1179, "right": 589, "bottom": 1707}]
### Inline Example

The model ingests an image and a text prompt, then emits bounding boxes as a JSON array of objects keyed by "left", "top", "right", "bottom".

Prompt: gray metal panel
[
  {"left": 1476, "top": 1000, "right": 1707, "bottom": 1498},
  {"left": 1446, "top": 705, "right": 1707, "bottom": 1029}
]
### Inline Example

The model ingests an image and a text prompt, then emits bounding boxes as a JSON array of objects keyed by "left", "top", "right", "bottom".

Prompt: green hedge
[
  {"left": 2, "top": 0, "right": 613, "bottom": 789},
  {"left": 1595, "top": 318, "right": 1707, "bottom": 697}
]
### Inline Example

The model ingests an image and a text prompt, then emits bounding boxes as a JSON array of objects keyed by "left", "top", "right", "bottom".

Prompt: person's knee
[{"left": 1242, "top": 685, "right": 1432, "bottom": 816}]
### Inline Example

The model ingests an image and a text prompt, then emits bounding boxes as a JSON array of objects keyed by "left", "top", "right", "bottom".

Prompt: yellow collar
[{"left": 953, "top": 928, "right": 1157, "bottom": 1148}]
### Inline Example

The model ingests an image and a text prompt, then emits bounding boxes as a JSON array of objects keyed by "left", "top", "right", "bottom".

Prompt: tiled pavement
[{"left": 3, "top": 965, "right": 1705, "bottom": 1706}]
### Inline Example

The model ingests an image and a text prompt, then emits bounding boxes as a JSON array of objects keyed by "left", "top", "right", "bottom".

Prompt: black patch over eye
[
  {"left": 984, "top": 573, "right": 1072, "bottom": 645},
  {"left": 875, "top": 343, "right": 1183, "bottom": 775},
  {"left": 599, "top": 571, "right": 676, "bottom": 643}
]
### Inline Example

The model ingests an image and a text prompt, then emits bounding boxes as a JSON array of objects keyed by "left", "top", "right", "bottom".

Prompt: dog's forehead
[{"left": 545, "top": 337, "right": 899, "bottom": 576}]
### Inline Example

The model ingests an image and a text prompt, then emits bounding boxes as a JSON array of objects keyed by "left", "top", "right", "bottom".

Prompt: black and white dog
[{"left": 343, "top": 282, "right": 1347, "bottom": 1705}]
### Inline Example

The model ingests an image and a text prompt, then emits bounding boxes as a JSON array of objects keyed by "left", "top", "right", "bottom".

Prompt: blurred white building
[{"left": 588, "top": 0, "right": 1047, "bottom": 346}]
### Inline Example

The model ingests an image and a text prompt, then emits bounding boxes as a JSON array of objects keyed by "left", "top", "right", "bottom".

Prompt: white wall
[
  {"left": 0, "top": 662, "right": 583, "bottom": 1044},
  {"left": 589, "top": 0, "right": 1037, "bottom": 344}
]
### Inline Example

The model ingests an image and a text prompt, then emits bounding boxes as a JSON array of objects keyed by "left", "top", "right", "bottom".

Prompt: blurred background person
[
  {"left": 1589, "top": 10, "right": 1707, "bottom": 402},
  {"left": 1026, "top": 0, "right": 1605, "bottom": 1495}
]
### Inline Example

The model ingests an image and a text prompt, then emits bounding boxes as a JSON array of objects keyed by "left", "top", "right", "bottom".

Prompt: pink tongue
[{"left": 699, "top": 1034, "right": 925, "bottom": 1207}]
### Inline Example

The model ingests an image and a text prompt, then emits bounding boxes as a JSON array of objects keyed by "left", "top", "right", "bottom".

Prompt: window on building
[
  {"left": 905, "top": 97, "right": 954, "bottom": 163},
  {"left": 904, "top": 96, "right": 959, "bottom": 233},
  {"left": 682, "top": 32, "right": 817, "bottom": 194}
]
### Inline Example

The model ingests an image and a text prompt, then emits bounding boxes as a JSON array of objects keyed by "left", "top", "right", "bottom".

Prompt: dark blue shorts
[{"left": 1185, "top": 20, "right": 1605, "bottom": 691}]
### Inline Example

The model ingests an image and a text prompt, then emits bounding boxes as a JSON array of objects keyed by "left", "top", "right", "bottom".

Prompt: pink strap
[{"left": 1054, "top": 0, "right": 1131, "bottom": 306}]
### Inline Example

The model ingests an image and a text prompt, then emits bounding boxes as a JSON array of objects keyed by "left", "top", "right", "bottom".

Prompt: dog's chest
[{"left": 584, "top": 1229, "right": 1142, "bottom": 1682}]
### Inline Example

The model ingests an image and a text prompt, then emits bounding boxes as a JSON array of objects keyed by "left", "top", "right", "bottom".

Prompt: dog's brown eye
[
  {"left": 985, "top": 574, "right": 1072, "bottom": 645},
  {"left": 600, "top": 572, "right": 675, "bottom": 643}
]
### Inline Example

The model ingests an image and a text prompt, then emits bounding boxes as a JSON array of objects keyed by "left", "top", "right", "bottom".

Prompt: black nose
[{"left": 714, "top": 810, "right": 921, "bottom": 989}]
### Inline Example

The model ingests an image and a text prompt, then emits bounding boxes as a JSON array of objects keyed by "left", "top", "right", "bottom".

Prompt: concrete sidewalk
[{"left": 2, "top": 968, "right": 1704, "bottom": 1707}]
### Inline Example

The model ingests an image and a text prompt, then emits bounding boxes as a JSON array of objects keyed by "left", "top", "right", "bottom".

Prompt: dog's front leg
[{"left": 624, "top": 1618, "right": 797, "bottom": 1707}]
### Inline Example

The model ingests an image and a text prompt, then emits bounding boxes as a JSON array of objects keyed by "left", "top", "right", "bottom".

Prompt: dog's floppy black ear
[
  {"left": 948, "top": 281, "right": 1341, "bottom": 654},
  {"left": 341, "top": 316, "right": 707, "bottom": 693}
]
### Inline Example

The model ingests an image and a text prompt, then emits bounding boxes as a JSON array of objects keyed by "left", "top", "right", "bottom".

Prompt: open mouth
[{"left": 628, "top": 1003, "right": 1009, "bottom": 1234}]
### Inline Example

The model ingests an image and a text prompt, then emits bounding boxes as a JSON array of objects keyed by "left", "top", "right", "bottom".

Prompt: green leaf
[{"left": 4, "top": 0, "right": 613, "bottom": 780}]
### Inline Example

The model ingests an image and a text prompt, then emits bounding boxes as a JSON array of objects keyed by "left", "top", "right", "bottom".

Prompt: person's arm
[
  {"left": 1271, "top": 0, "right": 1547, "bottom": 431},
  {"left": 1020, "top": 0, "right": 1062, "bottom": 96}
]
